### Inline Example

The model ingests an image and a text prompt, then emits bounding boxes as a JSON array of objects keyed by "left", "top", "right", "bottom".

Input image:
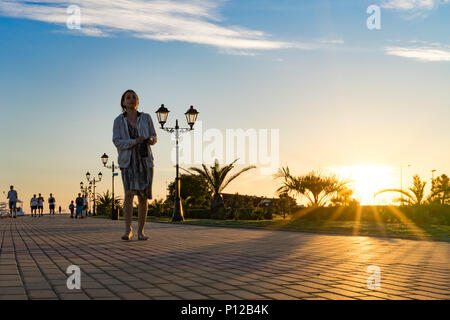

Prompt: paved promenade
[{"left": 0, "top": 215, "right": 448, "bottom": 300}]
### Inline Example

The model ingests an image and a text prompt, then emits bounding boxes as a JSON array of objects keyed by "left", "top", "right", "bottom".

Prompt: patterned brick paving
[{"left": 0, "top": 215, "right": 448, "bottom": 300}]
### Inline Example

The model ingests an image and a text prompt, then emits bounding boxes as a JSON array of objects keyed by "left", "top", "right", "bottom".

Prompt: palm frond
[
  {"left": 375, "top": 189, "right": 414, "bottom": 201},
  {"left": 189, "top": 166, "right": 214, "bottom": 190},
  {"left": 220, "top": 165, "right": 256, "bottom": 192}
]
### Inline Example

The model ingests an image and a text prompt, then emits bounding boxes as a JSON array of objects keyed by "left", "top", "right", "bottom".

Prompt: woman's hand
[
  {"left": 136, "top": 136, "right": 146, "bottom": 144},
  {"left": 148, "top": 137, "right": 157, "bottom": 145}
]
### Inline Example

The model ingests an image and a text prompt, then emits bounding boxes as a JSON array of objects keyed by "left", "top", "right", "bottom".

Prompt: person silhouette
[
  {"left": 37, "top": 193, "right": 44, "bottom": 217},
  {"left": 82, "top": 194, "right": 88, "bottom": 218},
  {"left": 30, "top": 194, "right": 38, "bottom": 217},
  {"left": 7, "top": 185, "right": 18, "bottom": 218},
  {"left": 69, "top": 201, "right": 75, "bottom": 218},
  {"left": 75, "top": 193, "right": 84, "bottom": 219},
  {"left": 48, "top": 193, "right": 56, "bottom": 215}
]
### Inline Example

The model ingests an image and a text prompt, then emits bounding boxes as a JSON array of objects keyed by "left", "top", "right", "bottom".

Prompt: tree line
[{"left": 94, "top": 160, "right": 449, "bottom": 220}]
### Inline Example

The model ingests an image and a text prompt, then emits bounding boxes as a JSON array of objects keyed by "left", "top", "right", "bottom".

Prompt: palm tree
[
  {"left": 189, "top": 159, "right": 256, "bottom": 214},
  {"left": 149, "top": 198, "right": 166, "bottom": 217},
  {"left": 330, "top": 188, "right": 359, "bottom": 206},
  {"left": 275, "top": 167, "right": 352, "bottom": 207},
  {"left": 274, "top": 166, "right": 300, "bottom": 196},
  {"left": 97, "top": 190, "right": 122, "bottom": 215},
  {"left": 429, "top": 174, "right": 450, "bottom": 204},
  {"left": 375, "top": 174, "right": 427, "bottom": 205}
]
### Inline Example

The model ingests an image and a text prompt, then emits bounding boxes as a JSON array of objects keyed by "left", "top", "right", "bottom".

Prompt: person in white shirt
[
  {"left": 30, "top": 194, "right": 38, "bottom": 217},
  {"left": 37, "top": 193, "right": 44, "bottom": 217},
  {"left": 7, "top": 185, "right": 18, "bottom": 218},
  {"left": 48, "top": 193, "right": 56, "bottom": 215}
]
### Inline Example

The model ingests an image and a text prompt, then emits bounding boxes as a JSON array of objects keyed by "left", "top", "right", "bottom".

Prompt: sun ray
[
  {"left": 352, "top": 205, "right": 362, "bottom": 236},
  {"left": 323, "top": 205, "right": 346, "bottom": 224},
  {"left": 291, "top": 206, "right": 316, "bottom": 220},
  {"left": 370, "top": 205, "right": 387, "bottom": 237},
  {"left": 387, "top": 206, "right": 428, "bottom": 240}
]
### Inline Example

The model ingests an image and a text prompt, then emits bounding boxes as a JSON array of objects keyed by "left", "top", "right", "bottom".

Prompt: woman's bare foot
[
  {"left": 121, "top": 232, "right": 132, "bottom": 240},
  {"left": 138, "top": 234, "right": 148, "bottom": 241}
]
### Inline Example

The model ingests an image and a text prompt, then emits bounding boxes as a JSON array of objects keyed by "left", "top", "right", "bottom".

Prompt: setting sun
[{"left": 331, "top": 164, "right": 397, "bottom": 205}]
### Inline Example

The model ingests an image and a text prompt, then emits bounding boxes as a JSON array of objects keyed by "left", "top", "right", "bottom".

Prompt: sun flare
[{"left": 331, "top": 164, "right": 397, "bottom": 205}]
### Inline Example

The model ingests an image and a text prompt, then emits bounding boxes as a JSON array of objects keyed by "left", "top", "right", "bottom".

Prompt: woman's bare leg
[
  {"left": 123, "top": 191, "right": 135, "bottom": 235},
  {"left": 137, "top": 194, "right": 148, "bottom": 236}
]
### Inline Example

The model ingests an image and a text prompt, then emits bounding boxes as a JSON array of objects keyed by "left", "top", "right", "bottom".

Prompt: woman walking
[{"left": 113, "top": 89, "right": 157, "bottom": 241}]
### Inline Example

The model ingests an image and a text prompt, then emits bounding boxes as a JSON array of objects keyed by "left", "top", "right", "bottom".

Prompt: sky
[{"left": 0, "top": 0, "right": 449, "bottom": 210}]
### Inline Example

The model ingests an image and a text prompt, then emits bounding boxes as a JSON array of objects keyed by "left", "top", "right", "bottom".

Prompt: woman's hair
[{"left": 120, "top": 89, "right": 139, "bottom": 112}]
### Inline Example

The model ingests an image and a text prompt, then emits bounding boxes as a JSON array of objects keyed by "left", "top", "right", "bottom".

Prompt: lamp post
[
  {"left": 88, "top": 184, "right": 92, "bottom": 214},
  {"left": 80, "top": 181, "right": 85, "bottom": 197},
  {"left": 86, "top": 171, "right": 102, "bottom": 216},
  {"left": 101, "top": 153, "right": 120, "bottom": 220},
  {"left": 156, "top": 104, "right": 199, "bottom": 222}
]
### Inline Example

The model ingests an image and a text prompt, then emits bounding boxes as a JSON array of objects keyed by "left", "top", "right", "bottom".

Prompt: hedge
[{"left": 291, "top": 205, "right": 450, "bottom": 225}]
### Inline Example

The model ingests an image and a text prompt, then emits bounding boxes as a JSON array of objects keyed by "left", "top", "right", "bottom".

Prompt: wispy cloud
[
  {"left": 318, "top": 39, "right": 345, "bottom": 45},
  {"left": 380, "top": 0, "right": 449, "bottom": 18},
  {"left": 385, "top": 42, "right": 450, "bottom": 61},
  {"left": 0, "top": 0, "right": 295, "bottom": 51},
  {"left": 382, "top": 0, "right": 434, "bottom": 10},
  {"left": 381, "top": 0, "right": 449, "bottom": 10},
  {"left": 0, "top": 0, "right": 345, "bottom": 54}
]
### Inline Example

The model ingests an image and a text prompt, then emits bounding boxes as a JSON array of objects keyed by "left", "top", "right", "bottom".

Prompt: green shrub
[
  {"left": 224, "top": 208, "right": 234, "bottom": 220},
  {"left": 253, "top": 207, "right": 265, "bottom": 220},
  {"left": 236, "top": 208, "right": 258, "bottom": 220},
  {"left": 213, "top": 207, "right": 227, "bottom": 220},
  {"left": 185, "top": 208, "right": 211, "bottom": 219},
  {"left": 411, "top": 204, "right": 450, "bottom": 225},
  {"left": 290, "top": 205, "right": 450, "bottom": 225},
  {"left": 263, "top": 208, "right": 273, "bottom": 220},
  {"left": 96, "top": 205, "right": 123, "bottom": 218}
]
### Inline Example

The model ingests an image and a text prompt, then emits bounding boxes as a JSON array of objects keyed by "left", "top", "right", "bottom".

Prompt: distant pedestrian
[
  {"left": 75, "top": 193, "right": 84, "bottom": 219},
  {"left": 7, "top": 185, "right": 18, "bottom": 218},
  {"left": 82, "top": 195, "right": 88, "bottom": 218},
  {"left": 48, "top": 193, "right": 56, "bottom": 215},
  {"left": 37, "top": 193, "right": 44, "bottom": 217},
  {"left": 58, "top": 206, "right": 61, "bottom": 214},
  {"left": 69, "top": 201, "right": 75, "bottom": 218},
  {"left": 30, "top": 194, "right": 38, "bottom": 217}
]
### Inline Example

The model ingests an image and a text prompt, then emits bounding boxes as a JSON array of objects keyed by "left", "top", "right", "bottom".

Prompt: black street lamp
[
  {"left": 156, "top": 104, "right": 199, "bottom": 222},
  {"left": 86, "top": 171, "right": 102, "bottom": 216},
  {"left": 80, "top": 181, "right": 87, "bottom": 197},
  {"left": 88, "top": 184, "right": 92, "bottom": 214},
  {"left": 101, "top": 153, "right": 120, "bottom": 220}
]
